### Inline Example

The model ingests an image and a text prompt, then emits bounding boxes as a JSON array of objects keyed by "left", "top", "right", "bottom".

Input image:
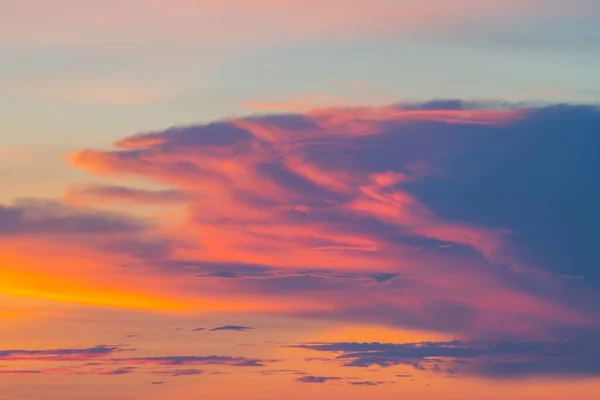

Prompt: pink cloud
[
  {"left": 1, "top": 100, "right": 598, "bottom": 348},
  {"left": 62, "top": 101, "right": 600, "bottom": 339},
  {"left": 63, "top": 185, "right": 188, "bottom": 206}
]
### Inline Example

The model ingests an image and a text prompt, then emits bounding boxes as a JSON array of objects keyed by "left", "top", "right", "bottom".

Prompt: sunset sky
[{"left": 1, "top": 1, "right": 600, "bottom": 399}]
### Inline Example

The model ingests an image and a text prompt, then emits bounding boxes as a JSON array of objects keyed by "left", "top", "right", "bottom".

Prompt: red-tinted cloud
[{"left": 2, "top": 101, "right": 599, "bottom": 343}]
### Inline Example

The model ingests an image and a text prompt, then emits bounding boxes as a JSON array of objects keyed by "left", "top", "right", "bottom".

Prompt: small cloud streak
[
  {"left": 348, "top": 380, "right": 394, "bottom": 386},
  {"left": 0, "top": 345, "right": 274, "bottom": 379},
  {"left": 64, "top": 185, "right": 188, "bottom": 206},
  {"left": 296, "top": 375, "right": 342, "bottom": 384},
  {"left": 125, "top": 355, "right": 269, "bottom": 367},
  {"left": 0, "top": 345, "right": 126, "bottom": 362},
  {"left": 209, "top": 326, "right": 254, "bottom": 332}
]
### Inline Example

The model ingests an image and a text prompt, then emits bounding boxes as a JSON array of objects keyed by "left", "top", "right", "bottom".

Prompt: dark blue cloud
[
  {"left": 0, "top": 344, "right": 274, "bottom": 380},
  {"left": 209, "top": 326, "right": 254, "bottom": 332},
  {"left": 399, "top": 105, "right": 600, "bottom": 285},
  {"left": 296, "top": 375, "right": 342, "bottom": 383},
  {"left": 369, "top": 273, "right": 400, "bottom": 283},
  {"left": 0, "top": 200, "right": 146, "bottom": 235},
  {"left": 101, "top": 367, "right": 137, "bottom": 375},
  {"left": 127, "top": 355, "right": 267, "bottom": 366},
  {"left": 69, "top": 100, "right": 600, "bottom": 341},
  {"left": 120, "top": 121, "right": 253, "bottom": 149},
  {"left": 296, "top": 335, "right": 600, "bottom": 377},
  {"left": 0, "top": 345, "right": 125, "bottom": 360}
]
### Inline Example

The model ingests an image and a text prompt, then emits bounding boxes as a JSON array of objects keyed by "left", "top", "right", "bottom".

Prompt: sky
[{"left": 1, "top": 1, "right": 600, "bottom": 399}]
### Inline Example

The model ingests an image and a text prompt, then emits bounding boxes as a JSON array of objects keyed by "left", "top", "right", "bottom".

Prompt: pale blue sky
[{"left": 1, "top": 2, "right": 599, "bottom": 200}]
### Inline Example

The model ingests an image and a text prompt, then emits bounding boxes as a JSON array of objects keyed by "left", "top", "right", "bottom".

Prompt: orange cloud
[
  {"left": 3, "top": 101, "right": 600, "bottom": 346},
  {"left": 60, "top": 101, "right": 600, "bottom": 340},
  {"left": 63, "top": 185, "right": 188, "bottom": 206}
]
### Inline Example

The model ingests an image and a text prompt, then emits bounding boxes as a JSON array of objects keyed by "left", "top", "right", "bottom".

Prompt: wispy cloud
[
  {"left": 296, "top": 337, "right": 600, "bottom": 378},
  {"left": 0, "top": 345, "right": 275, "bottom": 379},
  {"left": 64, "top": 186, "right": 188, "bottom": 206},
  {"left": 0, "top": 345, "right": 126, "bottom": 362},
  {"left": 1, "top": 101, "right": 598, "bottom": 344},
  {"left": 296, "top": 375, "right": 342, "bottom": 384},
  {"left": 209, "top": 326, "right": 254, "bottom": 332},
  {"left": 348, "top": 380, "right": 394, "bottom": 386},
  {"left": 64, "top": 101, "right": 600, "bottom": 339}
]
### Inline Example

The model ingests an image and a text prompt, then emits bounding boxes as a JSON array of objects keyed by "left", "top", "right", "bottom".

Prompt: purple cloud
[
  {"left": 296, "top": 375, "right": 342, "bottom": 384},
  {"left": 68, "top": 101, "right": 600, "bottom": 341},
  {"left": 295, "top": 336, "right": 600, "bottom": 377},
  {"left": 0, "top": 200, "right": 145, "bottom": 235},
  {"left": 209, "top": 326, "right": 254, "bottom": 332}
]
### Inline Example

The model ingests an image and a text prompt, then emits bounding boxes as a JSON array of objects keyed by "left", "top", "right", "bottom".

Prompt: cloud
[
  {"left": 2, "top": 95, "right": 600, "bottom": 393},
  {"left": 64, "top": 185, "right": 188, "bottom": 206},
  {"left": 0, "top": 366, "right": 139, "bottom": 377},
  {"left": 1, "top": 100, "right": 598, "bottom": 345},
  {"left": 97, "top": 367, "right": 138, "bottom": 376},
  {"left": 369, "top": 273, "right": 400, "bottom": 283},
  {"left": 154, "top": 369, "right": 205, "bottom": 377},
  {"left": 348, "top": 380, "right": 393, "bottom": 386},
  {"left": 125, "top": 355, "right": 270, "bottom": 367},
  {"left": 209, "top": 326, "right": 254, "bottom": 332},
  {"left": 0, "top": 200, "right": 145, "bottom": 236},
  {"left": 0, "top": 370, "right": 43, "bottom": 375},
  {"left": 0, "top": 345, "right": 126, "bottom": 362},
  {"left": 294, "top": 336, "right": 600, "bottom": 378},
  {"left": 296, "top": 375, "right": 342, "bottom": 384},
  {"left": 257, "top": 369, "right": 307, "bottom": 376},
  {"left": 0, "top": 345, "right": 274, "bottom": 380},
  {"left": 237, "top": 92, "right": 380, "bottom": 113},
  {"left": 66, "top": 100, "right": 600, "bottom": 340},
  {"left": 0, "top": 200, "right": 189, "bottom": 311}
]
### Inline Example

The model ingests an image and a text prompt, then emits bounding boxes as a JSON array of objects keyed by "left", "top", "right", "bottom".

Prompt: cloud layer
[
  {"left": 0, "top": 344, "right": 274, "bottom": 378},
  {"left": 296, "top": 336, "right": 600, "bottom": 378},
  {"left": 64, "top": 101, "right": 600, "bottom": 339},
  {"left": 2, "top": 101, "right": 599, "bottom": 365}
]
